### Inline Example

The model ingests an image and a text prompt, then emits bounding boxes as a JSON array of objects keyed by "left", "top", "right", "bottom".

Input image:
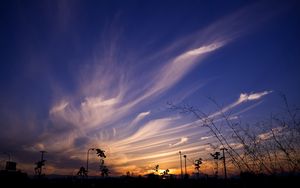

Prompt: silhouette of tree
[
  {"left": 161, "top": 169, "right": 169, "bottom": 179},
  {"left": 34, "top": 151, "right": 46, "bottom": 176},
  {"left": 100, "top": 165, "right": 109, "bottom": 177},
  {"left": 77, "top": 166, "right": 87, "bottom": 177},
  {"left": 169, "top": 95, "right": 300, "bottom": 175},
  {"left": 194, "top": 157, "right": 202, "bottom": 178},
  {"left": 94, "top": 148, "right": 109, "bottom": 177},
  {"left": 34, "top": 160, "right": 46, "bottom": 176},
  {"left": 96, "top": 149, "right": 106, "bottom": 158},
  {"left": 164, "top": 169, "right": 169, "bottom": 175},
  {"left": 211, "top": 152, "right": 221, "bottom": 177},
  {"left": 168, "top": 102, "right": 249, "bottom": 172},
  {"left": 155, "top": 164, "right": 159, "bottom": 173}
]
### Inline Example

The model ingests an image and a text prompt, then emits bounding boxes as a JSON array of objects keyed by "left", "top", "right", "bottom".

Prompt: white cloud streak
[
  {"left": 169, "top": 137, "right": 188, "bottom": 147},
  {"left": 209, "top": 91, "right": 272, "bottom": 118},
  {"left": 49, "top": 101, "right": 69, "bottom": 114},
  {"left": 129, "top": 111, "right": 151, "bottom": 127}
]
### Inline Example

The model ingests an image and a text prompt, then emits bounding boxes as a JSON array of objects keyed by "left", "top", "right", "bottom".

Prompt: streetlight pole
[
  {"left": 179, "top": 151, "right": 183, "bottom": 179},
  {"left": 86, "top": 148, "right": 95, "bottom": 176},
  {"left": 183, "top": 155, "right": 187, "bottom": 175}
]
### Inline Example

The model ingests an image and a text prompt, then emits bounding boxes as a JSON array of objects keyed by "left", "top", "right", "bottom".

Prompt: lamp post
[
  {"left": 86, "top": 148, "right": 95, "bottom": 176},
  {"left": 183, "top": 155, "right": 187, "bottom": 175},
  {"left": 179, "top": 151, "right": 183, "bottom": 179}
]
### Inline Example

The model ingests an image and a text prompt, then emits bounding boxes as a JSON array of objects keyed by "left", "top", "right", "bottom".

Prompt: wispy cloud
[
  {"left": 49, "top": 101, "right": 69, "bottom": 114},
  {"left": 169, "top": 137, "right": 188, "bottom": 147},
  {"left": 200, "top": 135, "right": 214, "bottom": 140},
  {"left": 129, "top": 111, "right": 151, "bottom": 127},
  {"left": 238, "top": 91, "right": 272, "bottom": 102},
  {"left": 150, "top": 43, "right": 224, "bottom": 95},
  {"left": 209, "top": 91, "right": 272, "bottom": 118},
  {"left": 257, "top": 126, "right": 284, "bottom": 141}
]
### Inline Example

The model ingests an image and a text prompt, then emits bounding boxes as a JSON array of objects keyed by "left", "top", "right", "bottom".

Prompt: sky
[{"left": 0, "top": 0, "right": 300, "bottom": 176}]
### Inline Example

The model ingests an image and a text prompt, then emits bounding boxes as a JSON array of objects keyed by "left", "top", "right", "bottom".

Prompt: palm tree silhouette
[
  {"left": 95, "top": 148, "right": 109, "bottom": 177},
  {"left": 96, "top": 149, "right": 106, "bottom": 158}
]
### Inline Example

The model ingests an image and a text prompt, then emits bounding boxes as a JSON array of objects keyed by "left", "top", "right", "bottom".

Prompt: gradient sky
[{"left": 0, "top": 0, "right": 300, "bottom": 176}]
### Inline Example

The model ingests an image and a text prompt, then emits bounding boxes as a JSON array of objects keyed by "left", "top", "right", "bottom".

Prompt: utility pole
[
  {"left": 40, "top": 151, "right": 46, "bottom": 175},
  {"left": 220, "top": 148, "right": 228, "bottom": 179},
  {"left": 179, "top": 151, "right": 183, "bottom": 179},
  {"left": 183, "top": 155, "right": 187, "bottom": 175}
]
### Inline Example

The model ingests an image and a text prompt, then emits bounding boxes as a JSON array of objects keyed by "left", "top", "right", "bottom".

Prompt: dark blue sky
[{"left": 0, "top": 0, "right": 300, "bottom": 175}]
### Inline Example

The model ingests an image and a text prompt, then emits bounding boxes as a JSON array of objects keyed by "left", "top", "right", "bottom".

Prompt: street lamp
[
  {"left": 86, "top": 148, "right": 95, "bottom": 175},
  {"left": 183, "top": 155, "right": 187, "bottom": 175},
  {"left": 179, "top": 151, "right": 183, "bottom": 178}
]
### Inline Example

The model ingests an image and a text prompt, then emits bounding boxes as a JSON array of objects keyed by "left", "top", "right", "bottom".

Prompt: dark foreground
[{"left": 1, "top": 172, "right": 299, "bottom": 188}]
